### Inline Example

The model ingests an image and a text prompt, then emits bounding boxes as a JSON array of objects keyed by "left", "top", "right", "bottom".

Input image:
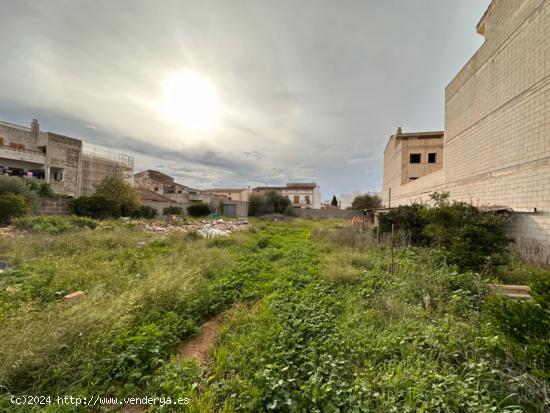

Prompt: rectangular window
[
  {"left": 305, "top": 195, "right": 310, "bottom": 204},
  {"left": 409, "top": 177, "right": 418, "bottom": 181},
  {"left": 428, "top": 153, "right": 437, "bottom": 163},
  {"left": 409, "top": 153, "right": 421, "bottom": 163},
  {"left": 293, "top": 195, "right": 300, "bottom": 204}
]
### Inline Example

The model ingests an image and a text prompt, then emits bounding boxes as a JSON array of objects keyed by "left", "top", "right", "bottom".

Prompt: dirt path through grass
[
  {"left": 1, "top": 220, "right": 547, "bottom": 412},
  {"left": 142, "top": 222, "right": 547, "bottom": 412}
]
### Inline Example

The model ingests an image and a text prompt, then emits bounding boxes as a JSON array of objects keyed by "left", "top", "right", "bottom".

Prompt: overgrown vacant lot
[{"left": 0, "top": 219, "right": 548, "bottom": 412}]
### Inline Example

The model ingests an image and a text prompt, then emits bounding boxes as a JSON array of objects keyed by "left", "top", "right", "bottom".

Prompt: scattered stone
[
  {"left": 143, "top": 218, "right": 249, "bottom": 235},
  {"left": 198, "top": 228, "right": 230, "bottom": 238},
  {"left": 0, "top": 226, "right": 24, "bottom": 237},
  {"left": 487, "top": 284, "right": 532, "bottom": 300},
  {"left": 0, "top": 261, "right": 12, "bottom": 274},
  {"left": 64, "top": 291, "right": 86, "bottom": 302}
]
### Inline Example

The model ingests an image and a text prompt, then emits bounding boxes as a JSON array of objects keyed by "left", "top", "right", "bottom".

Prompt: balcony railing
[{"left": 0, "top": 145, "right": 47, "bottom": 164}]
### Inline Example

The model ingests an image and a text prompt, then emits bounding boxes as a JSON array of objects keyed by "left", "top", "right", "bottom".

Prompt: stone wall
[{"left": 443, "top": 0, "right": 550, "bottom": 255}]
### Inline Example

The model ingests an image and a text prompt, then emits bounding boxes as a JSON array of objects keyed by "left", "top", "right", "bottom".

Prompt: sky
[{"left": 0, "top": 0, "right": 491, "bottom": 199}]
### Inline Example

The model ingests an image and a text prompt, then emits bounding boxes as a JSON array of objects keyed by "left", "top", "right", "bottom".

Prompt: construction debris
[
  {"left": 143, "top": 219, "right": 249, "bottom": 236},
  {"left": 64, "top": 291, "right": 86, "bottom": 302},
  {"left": 487, "top": 284, "right": 532, "bottom": 300},
  {"left": 0, "top": 261, "right": 12, "bottom": 274},
  {"left": 0, "top": 226, "right": 23, "bottom": 237}
]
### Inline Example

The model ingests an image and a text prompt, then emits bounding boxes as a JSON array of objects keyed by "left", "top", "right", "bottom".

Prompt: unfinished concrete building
[
  {"left": 382, "top": 129, "right": 444, "bottom": 203},
  {"left": 381, "top": 0, "right": 550, "bottom": 261},
  {"left": 80, "top": 146, "right": 134, "bottom": 196},
  {"left": 134, "top": 170, "right": 195, "bottom": 203},
  {"left": 0, "top": 119, "right": 134, "bottom": 197}
]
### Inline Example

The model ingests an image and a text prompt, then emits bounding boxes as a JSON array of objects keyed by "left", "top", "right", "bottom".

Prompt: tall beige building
[{"left": 382, "top": 0, "right": 550, "bottom": 260}]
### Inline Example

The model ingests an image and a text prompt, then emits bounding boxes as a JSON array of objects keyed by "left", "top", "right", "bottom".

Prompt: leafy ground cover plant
[
  {"left": 13, "top": 215, "right": 97, "bottom": 234},
  {"left": 0, "top": 220, "right": 546, "bottom": 412}
]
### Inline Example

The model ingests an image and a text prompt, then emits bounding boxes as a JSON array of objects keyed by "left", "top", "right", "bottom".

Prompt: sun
[{"left": 162, "top": 70, "right": 220, "bottom": 130}]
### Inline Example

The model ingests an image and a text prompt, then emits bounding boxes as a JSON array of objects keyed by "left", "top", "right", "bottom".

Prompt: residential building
[
  {"left": 382, "top": 129, "right": 444, "bottom": 204},
  {"left": 134, "top": 169, "right": 195, "bottom": 203},
  {"left": 381, "top": 0, "right": 550, "bottom": 261},
  {"left": 0, "top": 119, "right": 133, "bottom": 197},
  {"left": 252, "top": 183, "right": 321, "bottom": 209},
  {"left": 134, "top": 169, "right": 248, "bottom": 217},
  {"left": 202, "top": 188, "right": 250, "bottom": 202}
]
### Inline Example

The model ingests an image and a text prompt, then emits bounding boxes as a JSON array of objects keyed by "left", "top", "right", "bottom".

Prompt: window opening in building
[{"left": 410, "top": 153, "right": 421, "bottom": 163}]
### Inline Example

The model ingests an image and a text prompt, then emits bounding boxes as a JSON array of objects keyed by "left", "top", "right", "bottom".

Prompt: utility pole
[{"left": 390, "top": 223, "right": 395, "bottom": 275}]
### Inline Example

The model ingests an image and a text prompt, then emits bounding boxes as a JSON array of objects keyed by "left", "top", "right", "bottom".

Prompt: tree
[
  {"left": 248, "top": 191, "right": 291, "bottom": 216},
  {"left": 351, "top": 194, "right": 382, "bottom": 210},
  {"left": 331, "top": 195, "right": 338, "bottom": 206},
  {"left": 94, "top": 176, "right": 141, "bottom": 216}
]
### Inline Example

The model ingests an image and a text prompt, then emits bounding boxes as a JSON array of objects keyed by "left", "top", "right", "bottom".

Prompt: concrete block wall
[
  {"left": 36, "top": 198, "right": 70, "bottom": 216},
  {"left": 287, "top": 208, "right": 358, "bottom": 219},
  {"left": 383, "top": 0, "right": 550, "bottom": 263},
  {"left": 443, "top": 0, "right": 550, "bottom": 253}
]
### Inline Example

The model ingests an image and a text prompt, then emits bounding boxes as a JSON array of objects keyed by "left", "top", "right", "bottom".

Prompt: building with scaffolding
[
  {"left": 80, "top": 145, "right": 134, "bottom": 195},
  {"left": 0, "top": 118, "right": 133, "bottom": 197}
]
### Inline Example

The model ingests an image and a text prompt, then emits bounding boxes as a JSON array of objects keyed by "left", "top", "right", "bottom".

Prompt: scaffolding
[{"left": 80, "top": 144, "right": 134, "bottom": 195}]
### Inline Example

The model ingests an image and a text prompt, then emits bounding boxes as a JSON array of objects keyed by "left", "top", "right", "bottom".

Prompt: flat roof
[{"left": 205, "top": 188, "right": 248, "bottom": 192}]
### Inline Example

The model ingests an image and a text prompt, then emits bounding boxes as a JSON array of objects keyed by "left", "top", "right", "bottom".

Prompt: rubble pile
[
  {"left": 144, "top": 218, "right": 249, "bottom": 237},
  {"left": 0, "top": 226, "right": 23, "bottom": 237}
]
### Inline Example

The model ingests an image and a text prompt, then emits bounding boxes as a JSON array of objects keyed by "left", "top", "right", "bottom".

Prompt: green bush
[
  {"left": 133, "top": 205, "right": 158, "bottom": 219},
  {"left": 351, "top": 193, "right": 383, "bottom": 210},
  {"left": 486, "top": 273, "right": 550, "bottom": 381},
  {"left": 422, "top": 194, "right": 512, "bottom": 271},
  {"left": 186, "top": 203, "right": 210, "bottom": 217},
  {"left": 0, "top": 193, "right": 31, "bottom": 225},
  {"left": 25, "top": 180, "right": 57, "bottom": 198},
  {"left": 0, "top": 175, "right": 35, "bottom": 199},
  {"left": 13, "top": 215, "right": 97, "bottom": 234},
  {"left": 94, "top": 176, "right": 141, "bottom": 217},
  {"left": 378, "top": 203, "right": 428, "bottom": 245},
  {"left": 248, "top": 191, "right": 290, "bottom": 216},
  {"left": 68, "top": 195, "right": 120, "bottom": 219},
  {"left": 378, "top": 193, "right": 512, "bottom": 272},
  {"left": 163, "top": 206, "right": 183, "bottom": 216}
]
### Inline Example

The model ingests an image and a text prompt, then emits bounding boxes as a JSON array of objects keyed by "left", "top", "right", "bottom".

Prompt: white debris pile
[
  {"left": 144, "top": 218, "right": 249, "bottom": 237},
  {"left": 0, "top": 226, "right": 23, "bottom": 237}
]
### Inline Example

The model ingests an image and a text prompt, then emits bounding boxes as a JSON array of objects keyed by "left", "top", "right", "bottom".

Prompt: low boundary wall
[{"left": 288, "top": 208, "right": 358, "bottom": 219}]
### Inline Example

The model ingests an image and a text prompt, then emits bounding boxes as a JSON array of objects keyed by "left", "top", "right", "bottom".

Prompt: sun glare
[{"left": 162, "top": 71, "right": 220, "bottom": 130}]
